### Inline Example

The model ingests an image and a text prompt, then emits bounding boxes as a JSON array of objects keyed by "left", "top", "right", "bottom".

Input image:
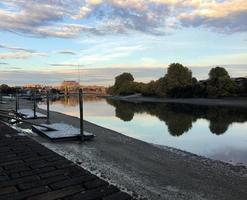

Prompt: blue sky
[{"left": 0, "top": 0, "right": 247, "bottom": 86}]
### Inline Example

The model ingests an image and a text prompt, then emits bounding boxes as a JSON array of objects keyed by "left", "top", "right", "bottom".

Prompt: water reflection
[
  {"left": 50, "top": 95, "right": 102, "bottom": 107},
  {"left": 106, "top": 99, "right": 247, "bottom": 136},
  {"left": 39, "top": 95, "right": 247, "bottom": 164}
]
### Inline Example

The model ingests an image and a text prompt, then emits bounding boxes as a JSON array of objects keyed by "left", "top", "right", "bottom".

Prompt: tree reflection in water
[{"left": 106, "top": 99, "right": 247, "bottom": 136}]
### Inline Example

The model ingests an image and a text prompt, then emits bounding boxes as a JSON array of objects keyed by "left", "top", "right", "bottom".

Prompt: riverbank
[
  {"left": 1, "top": 99, "right": 247, "bottom": 200},
  {"left": 107, "top": 94, "right": 247, "bottom": 107}
]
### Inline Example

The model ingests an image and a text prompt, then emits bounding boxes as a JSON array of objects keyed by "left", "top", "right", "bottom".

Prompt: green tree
[
  {"left": 192, "top": 77, "right": 198, "bottom": 85},
  {"left": 154, "top": 78, "right": 166, "bottom": 97},
  {"left": 0, "top": 84, "right": 9, "bottom": 92},
  {"left": 207, "top": 67, "right": 237, "bottom": 97},
  {"left": 115, "top": 73, "right": 134, "bottom": 85},
  {"left": 108, "top": 73, "right": 135, "bottom": 95},
  {"left": 164, "top": 63, "right": 193, "bottom": 97},
  {"left": 209, "top": 67, "right": 229, "bottom": 80},
  {"left": 166, "top": 63, "right": 192, "bottom": 89},
  {"left": 142, "top": 81, "right": 156, "bottom": 96}
]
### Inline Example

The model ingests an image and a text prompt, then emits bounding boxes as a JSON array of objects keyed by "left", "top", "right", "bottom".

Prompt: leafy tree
[
  {"left": 117, "top": 82, "right": 136, "bottom": 95},
  {"left": 154, "top": 78, "right": 166, "bottom": 97},
  {"left": 115, "top": 73, "right": 134, "bottom": 85},
  {"left": 142, "top": 81, "right": 157, "bottom": 96},
  {"left": 165, "top": 63, "right": 192, "bottom": 90},
  {"left": 108, "top": 73, "right": 135, "bottom": 95},
  {"left": 0, "top": 84, "right": 18, "bottom": 94},
  {"left": 209, "top": 67, "right": 229, "bottom": 80},
  {"left": 133, "top": 82, "right": 146, "bottom": 94},
  {"left": 107, "top": 86, "right": 115, "bottom": 95},
  {"left": 207, "top": 67, "right": 237, "bottom": 97},
  {"left": 192, "top": 77, "right": 198, "bottom": 85},
  {"left": 107, "top": 64, "right": 242, "bottom": 98},
  {"left": 244, "top": 81, "right": 247, "bottom": 94},
  {"left": 192, "top": 83, "right": 207, "bottom": 98},
  {"left": 0, "top": 84, "right": 9, "bottom": 93}
]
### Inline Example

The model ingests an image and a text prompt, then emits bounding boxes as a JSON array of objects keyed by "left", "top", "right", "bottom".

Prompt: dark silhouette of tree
[
  {"left": 106, "top": 99, "right": 247, "bottom": 137},
  {"left": 209, "top": 122, "right": 229, "bottom": 135},
  {"left": 107, "top": 99, "right": 134, "bottom": 121},
  {"left": 165, "top": 63, "right": 192, "bottom": 90},
  {"left": 0, "top": 84, "right": 20, "bottom": 94},
  {"left": 115, "top": 107, "right": 134, "bottom": 121},
  {"left": 107, "top": 63, "right": 244, "bottom": 98},
  {"left": 207, "top": 67, "right": 237, "bottom": 97},
  {"left": 107, "top": 73, "right": 135, "bottom": 95}
]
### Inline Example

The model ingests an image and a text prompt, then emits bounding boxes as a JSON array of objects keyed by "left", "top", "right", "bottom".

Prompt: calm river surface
[{"left": 39, "top": 95, "right": 247, "bottom": 165}]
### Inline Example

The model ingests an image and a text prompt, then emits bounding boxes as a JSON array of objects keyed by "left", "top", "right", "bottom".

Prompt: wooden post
[
  {"left": 33, "top": 91, "right": 37, "bottom": 119},
  {"left": 15, "top": 93, "right": 18, "bottom": 113},
  {"left": 17, "top": 93, "right": 19, "bottom": 110},
  {"left": 46, "top": 90, "right": 50, "bottom": 124},
  {"left": 79, "top": 89, "right": 84, "bottom": 141}
]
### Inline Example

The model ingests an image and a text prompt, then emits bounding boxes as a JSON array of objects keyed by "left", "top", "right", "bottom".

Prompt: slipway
[{"left": 32, "top": 123, "right": 95, "bottom": 141}]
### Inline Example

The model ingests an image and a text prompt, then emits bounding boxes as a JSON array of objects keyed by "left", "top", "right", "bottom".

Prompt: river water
[{"left": 39, "top": 95, "right": 247, "bottom": 165}]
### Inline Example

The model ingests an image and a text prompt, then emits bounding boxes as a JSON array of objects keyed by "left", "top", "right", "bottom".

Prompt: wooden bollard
[
  {"left": 79, "top": 89, "right": 84, "bottom": 141},
  {"left": 15, "top": 93, "right": 19, "bottom": 113},
  {"left": 46, "top": 91, "right": 50, "bottom": 124},
  {"left": 33, "top": 91, "right": 37, "bottom": 119}
]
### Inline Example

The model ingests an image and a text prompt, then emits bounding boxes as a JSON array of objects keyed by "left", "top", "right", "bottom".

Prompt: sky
[{"left": 0, "top": 0, "right": 246, "bottom": 86}]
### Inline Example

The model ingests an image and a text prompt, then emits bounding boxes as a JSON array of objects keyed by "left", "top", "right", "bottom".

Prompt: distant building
[
  {"left": 60, "top": 81, "right": 106, "bottom": 95},
  {"left": 232, "top": 77, "right": 247, "bottom": 87},
  {"left": 61, "top": 81, "right": 80, "bottom": 94},
  {"left": 199, "top": 77, "right": 247, "bottom": 87},
  {"left": 82, "top": 86, "right": 106, "bottom": 95},
  {"left": 24, "top": 84, "right": 42, "bottom": 89},
  {"left": 61, "top": 81, "right": 80, "bottom": 89}
]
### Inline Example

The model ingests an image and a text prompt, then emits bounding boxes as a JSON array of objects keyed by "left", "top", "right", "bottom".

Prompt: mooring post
[
  {"left": 33, "top": 91, "right": 37, "bottom": 119},
  {"left": 46, "top": 90, "right": 50, "bottom": 124},
  {"left": 79, "top": 88, "right": 84, "bottom": 141},
  {"left": 15, "top": 93, "right": 18, "bottom": 113},
  {"left": 17, "top": 94, "right": 19, "bottom": 110}
]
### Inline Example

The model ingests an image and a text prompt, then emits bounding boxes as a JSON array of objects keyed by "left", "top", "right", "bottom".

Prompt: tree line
[
  {"left": 0, "top": 84, "right": 60, "bottom": 95},
  {"left": 0, "top": 84, "right": 20, "bottom": 94},
  {"left": 107, "top": 63, "right": 247, "bottom": 98}
]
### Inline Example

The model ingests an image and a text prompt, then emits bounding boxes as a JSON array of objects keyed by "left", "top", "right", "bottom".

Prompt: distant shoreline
[{"left": 106, "top": 94, "right": 247, "bottom": 107}]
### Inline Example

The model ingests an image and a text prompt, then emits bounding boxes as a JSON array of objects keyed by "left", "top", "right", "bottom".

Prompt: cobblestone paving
[{"left": 0, "top": 122, "right": 133, "bottom": 200}]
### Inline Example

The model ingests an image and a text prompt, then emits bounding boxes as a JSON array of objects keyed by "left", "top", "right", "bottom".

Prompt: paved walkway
[{"left": 0, "top": 121, "right": 132, "bottom": 200}]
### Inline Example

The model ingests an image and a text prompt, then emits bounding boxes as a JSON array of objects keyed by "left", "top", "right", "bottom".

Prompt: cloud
[
  {"left": 31, "top": 24, "right": 101, "bottom": 38},
  {"left": 77, "top": 43, "right": 145, "bottom": 64},
  {"left": 50, "top": 63, "right": 86, "bottom": 67},
  {"left": 56, "top": 51, "right": 77, "bottom": 55},
  {"left": 0, "top": 0, "right": 246, "bottom": 38},
  {"left": 76, "top": 0, "right": 172, "bottom": 35},
  {"left": 0, "top": 43, "right": 46, "bottom": 59},
  {"left": 0, "top": 44, "right": 36, "bottom": 53},
  {"left": 0, "top": 42, "right": 48, "bottom": 60},
  {"left": 179, "top": 0, "right": 247, "bottom": 33},
  {"left": 0, "top": 0, "right": 181, "bottom": 37},
  {"left": 0, "top": 62, "right": 8, "bottom": 65},
  {"left": 0, "top": 51, "right": 46, "bottom": 59}
]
